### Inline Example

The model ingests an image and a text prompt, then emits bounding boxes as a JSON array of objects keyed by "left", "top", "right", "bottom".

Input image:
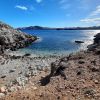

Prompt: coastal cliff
[{"left": 0, "top": 21, "right": 37, "bottom": 53}]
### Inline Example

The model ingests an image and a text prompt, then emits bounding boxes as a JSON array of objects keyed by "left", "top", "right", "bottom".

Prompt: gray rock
[
  {"left": 8, "top": 86, "right": 17, "bottom": 92},
  {"left": 16, "top": 76, "right": 28, "bottom": 86},
  {"left": 0, "top": 21, "right": 37, "bottom": 53},
  {"left": 94, "top": 33, "right": 100, "bottom": 45},
  {"left": 59, "top": 61, "right": 69, "bottom": 68},
  {"left": 0, "top": 93, "right": 5, "bottom": 98}
]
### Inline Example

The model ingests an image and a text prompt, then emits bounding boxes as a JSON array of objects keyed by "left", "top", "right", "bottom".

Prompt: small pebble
[
  {"left": 0, "top": 86, "right": 7, "bottom": 93},
  {"left": 33, "top": 86, "right": 37, "bottom": 90},
  {"left": 94, "top": 80, "right": 99, "bottom": 84}
]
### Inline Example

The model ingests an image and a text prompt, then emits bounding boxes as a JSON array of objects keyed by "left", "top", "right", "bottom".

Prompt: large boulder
[
  {"left": 0, "top": 21, "right": 37, "bottom": 53},
  {"left": 87, "top": 33, "right": 100, "bottom": 51},
  {"left": 94, "top": 33, "right": 100, "bottom": 45}
]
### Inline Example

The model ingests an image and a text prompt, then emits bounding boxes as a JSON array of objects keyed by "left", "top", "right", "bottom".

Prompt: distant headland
[{"left": 17, "top": 26, "right": 100, "bottom": 30}]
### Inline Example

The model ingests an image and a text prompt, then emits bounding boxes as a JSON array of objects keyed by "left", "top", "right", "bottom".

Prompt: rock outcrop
[
  {"left": 88, "top": 33, "right": 100, "bottom": 51},
  {"left": 0, "top": 21, "right": 37, "bottom": 53},
  {"left": 94, "top": 33, "right": 100, "bottom": 45}
]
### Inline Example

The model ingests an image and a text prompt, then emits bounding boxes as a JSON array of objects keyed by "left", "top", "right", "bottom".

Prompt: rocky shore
[
  {"left": 0, "top": 22, "right": 100, "bottom": 100},
  {"left": 0, "top": 21, "right": 61, "bottom": 99},
  {"left": 0, "top": 21, "right": 37, "bottom": 53}
]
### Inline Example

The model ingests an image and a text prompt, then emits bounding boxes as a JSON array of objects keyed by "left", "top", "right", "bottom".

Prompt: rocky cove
[{"left": 0, "top": 21, "right": 100, "bottom": 100}]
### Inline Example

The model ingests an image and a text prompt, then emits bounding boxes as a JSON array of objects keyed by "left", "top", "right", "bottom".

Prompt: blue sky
[{"left": 0, "top": 0, "right": 100, "bottom": 27}]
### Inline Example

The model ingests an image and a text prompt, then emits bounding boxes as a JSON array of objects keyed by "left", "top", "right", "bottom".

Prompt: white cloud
[
  {"left": 36, "top": 0, "right": 42, "bottom": 3},
  {"left": 90, "top": 5, "right": 100, "bottom": 16},
  {"left": 80, "top": 18, "right": 100, "bottom": 23},
  {"left": 15, "top": 5, "right": 28, "bottom": 11},
  {"left": 80, "top": 5, "right": 100, "bottom": 25}
]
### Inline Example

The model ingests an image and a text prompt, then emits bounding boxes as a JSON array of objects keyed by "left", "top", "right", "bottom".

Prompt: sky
[{"left": 0, "top": 0, "right": 100, "bottom": 28}]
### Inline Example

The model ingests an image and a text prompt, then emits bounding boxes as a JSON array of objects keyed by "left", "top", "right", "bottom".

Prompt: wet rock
[
  {"left": 88, "top": 33, "right": 100, "bottom": 51},
  {"left": 24, "top": 53, "right": 31, "bottom": 57},
  {"left": 75, "top": 40, "right": 84, "bottom": 43},
  {"left": 94, "top": 33, "right": 100, "bottom": 45},
  {"left": 87, "top": 44, "right": 97, "bottom": 51}
]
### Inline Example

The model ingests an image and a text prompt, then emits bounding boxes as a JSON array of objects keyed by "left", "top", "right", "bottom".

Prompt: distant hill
[{"left": 17, "top": 26, "right": 100, "bottom": 30}]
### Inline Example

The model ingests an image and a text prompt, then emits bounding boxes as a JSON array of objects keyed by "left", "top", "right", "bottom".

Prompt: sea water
[{"left": 19, "top": 29, "right": 100, "bottom": 56}]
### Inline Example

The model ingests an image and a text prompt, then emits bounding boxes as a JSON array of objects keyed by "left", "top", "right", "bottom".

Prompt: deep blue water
[{"left": 20, "top": 29, "right": 100, "bottom": 56}]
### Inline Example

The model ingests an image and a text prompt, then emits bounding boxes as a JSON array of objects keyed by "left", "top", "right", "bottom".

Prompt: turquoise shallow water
[{"left": 19, "top": 29, "right": 100, "bottom": 56}]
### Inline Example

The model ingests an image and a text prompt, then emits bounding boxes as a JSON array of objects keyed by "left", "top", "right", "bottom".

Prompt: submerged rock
[
  {"left": 75, "top": 40, "right": 84, "bottom": 43},
  {"left": 88, "top": 33, "right": 100, "bottom": 51}
]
